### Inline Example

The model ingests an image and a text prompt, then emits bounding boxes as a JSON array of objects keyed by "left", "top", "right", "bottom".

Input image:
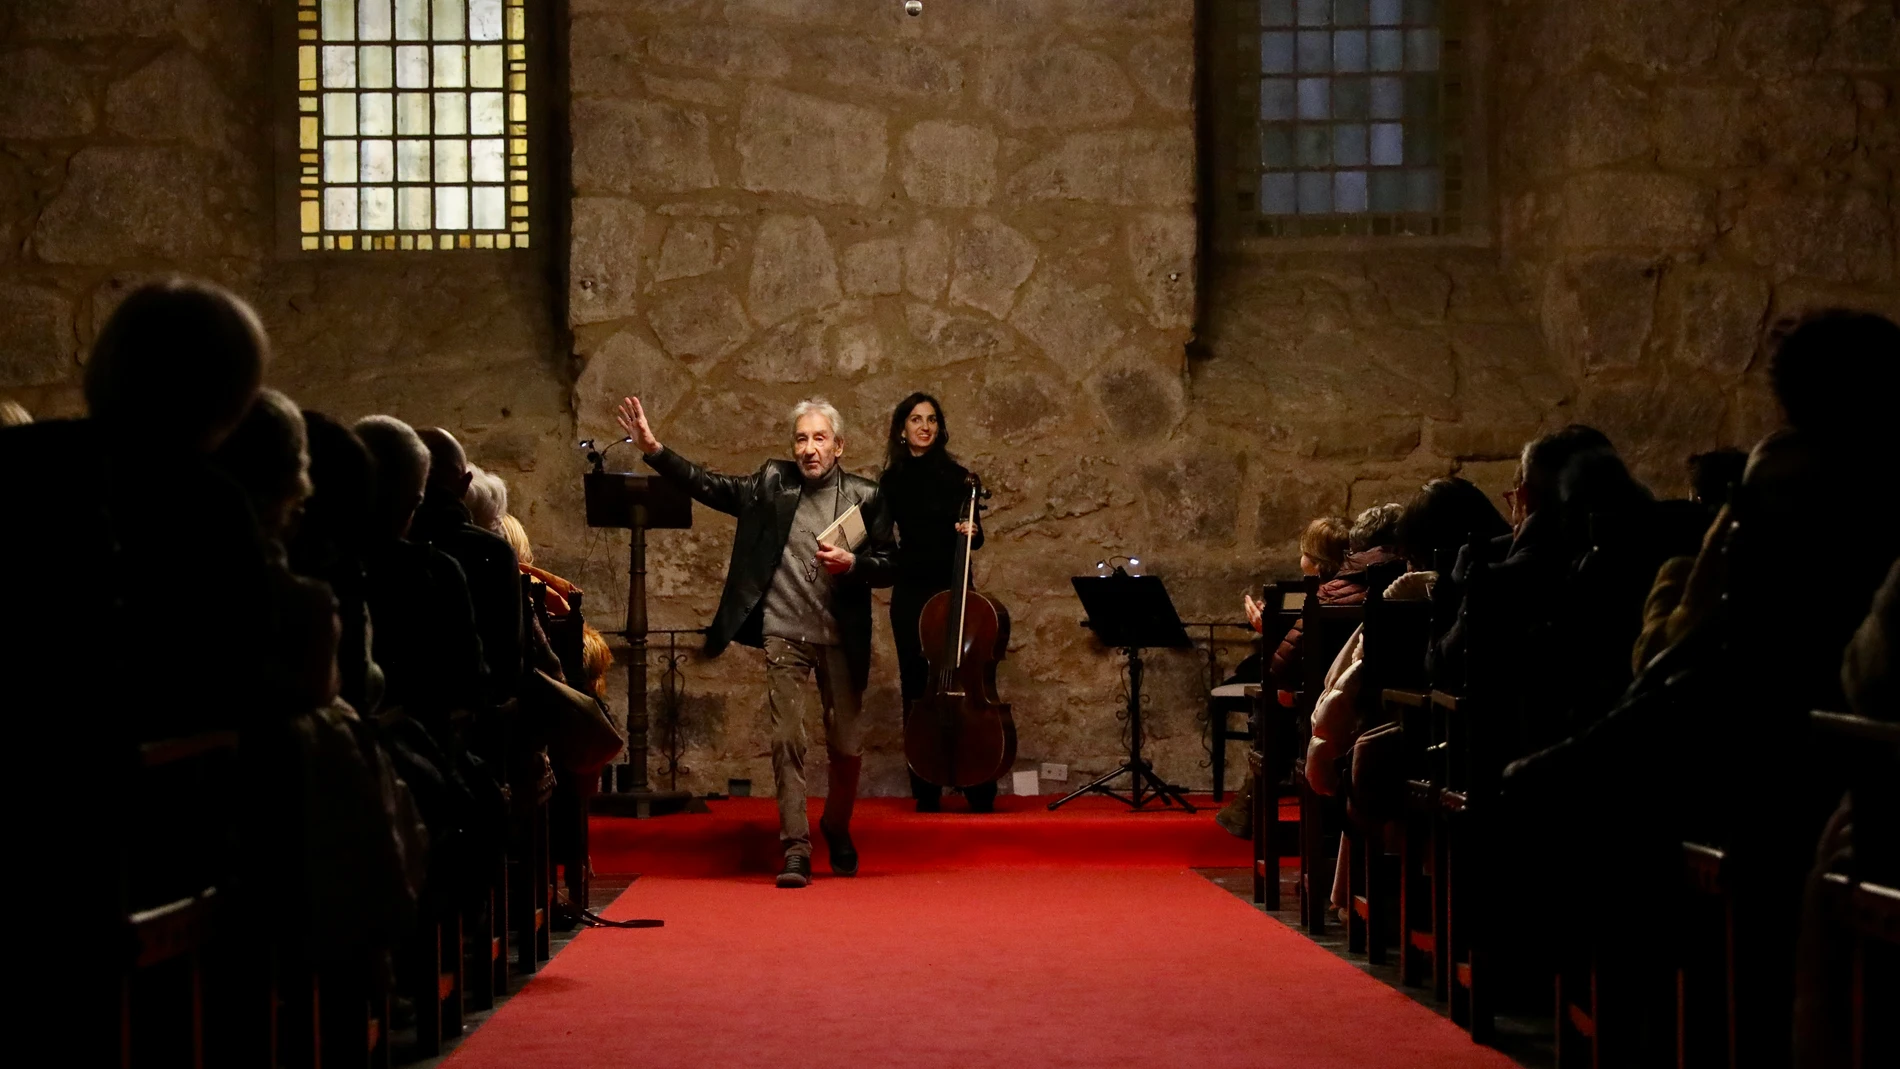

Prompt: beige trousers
[{"left": 764, "top": 636, "right": 865, "bottom": 858}]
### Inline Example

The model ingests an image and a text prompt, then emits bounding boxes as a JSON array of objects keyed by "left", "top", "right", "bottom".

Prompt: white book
[{"left": 815, "top": 503, "right": 867, "bottom": 552}]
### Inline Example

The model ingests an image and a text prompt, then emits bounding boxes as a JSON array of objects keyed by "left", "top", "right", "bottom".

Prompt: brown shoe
[
  {"left": 1214, "top": 801, "right": 1251, "bottom": 838},
  {"left": 776, "top": 853, "right": 811, "bottom": 888}
]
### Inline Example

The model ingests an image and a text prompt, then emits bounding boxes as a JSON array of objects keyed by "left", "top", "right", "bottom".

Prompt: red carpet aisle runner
[
  {"left": 442, "top": 867, "right": 1516, "bottom": 1069},
  {"left": 587, "top": 794, "right": 1290, "bottom": 875}
]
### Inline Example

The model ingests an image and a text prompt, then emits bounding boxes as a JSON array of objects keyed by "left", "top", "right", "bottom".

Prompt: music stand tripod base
[{"left": 1049, "top": 573, "right": 1198, "bottom": 813}]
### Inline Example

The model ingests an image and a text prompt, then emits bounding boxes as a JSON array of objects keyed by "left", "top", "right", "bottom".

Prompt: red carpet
[
  {"left": 442, "top": 867, "right": 1517, "bottom": 1069},
  {"left": 588, "top": 794, "right": 1286, "bottom": 876}
]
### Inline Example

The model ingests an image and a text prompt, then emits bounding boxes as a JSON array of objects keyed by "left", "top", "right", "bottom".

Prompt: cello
[{"left": 905, "top": 472, "right": 1016, "bottom": 791}]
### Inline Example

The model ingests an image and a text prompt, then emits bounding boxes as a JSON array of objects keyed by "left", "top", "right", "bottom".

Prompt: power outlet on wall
[{"left": 1040, "top": 762, "right": 1069, "bottom": 782}]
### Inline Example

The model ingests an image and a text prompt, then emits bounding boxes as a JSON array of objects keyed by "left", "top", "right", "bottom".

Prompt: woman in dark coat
[{"left": 879, "top": 392, "right": 991, "bottom": 812}]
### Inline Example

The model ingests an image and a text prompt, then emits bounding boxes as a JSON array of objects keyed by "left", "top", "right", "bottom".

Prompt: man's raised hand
[{"left": 616, "top": 396, "right": 663, "bottom": 455}]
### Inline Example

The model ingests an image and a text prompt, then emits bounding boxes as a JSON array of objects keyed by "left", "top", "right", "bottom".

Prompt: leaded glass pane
[
  {"left": 324, "top": 139, "right": 359, "bottom": 182},
  {"left": 361, "top": 185, "right": 396, "bottom": 229},
  {"left": 435, "top": 184, "right": 469, "bottom": 229},
  {"left": 433, "top": 0, "right": 465, "bottom": 39},
  {"left": 324, "top": 186, "right": 358, "bottom": 230},
  {"left": 1261, "top": 78, "right": 1296, "bottom": 120},
  {"left": 1334, "top": 30, "right": 1367, "bottom": 72},
  {"left": 395, "top": 0, "right": 428, "bottom": 39},
  {"left": 1262, "top": 0, "right": 1296, "bottom": 27},
  {"left": 358, "top": 0, "right": 392, "bottom": 40},
  {"left": 323, "top": 93, "right": 357, "bottom": 135},
  {"left": 433, "top": 45, "right": 466, "bottom": 87},
  {"left": 398, "top": 139, "right": 431, "bottom": 181},
  {"left": 470, "top": 0, "right": 504, "bottom": 40},
  {"left": 1334, "top": 0, "right": 1367, "bottom": 25},
  {"left": 434, "top": 92, "right": 467, "bottom": 135},
  {"left": 398, "top": 186, "right": 432, "bottom": 229},
  {"left": 396, "top": 92, "right": 430, "bottom": 134},
  {"left": 1370, "top": 122, "right": 1403, "bottom": 165},
  {"left": 1261, "top": 172, "right": 1298, "bottom": 213},
  {"left": 323, "top": 46, "right": 357, "bottom": 88},
  {"left": 1407, "top": 28, "right": 1439, "bottom": 69},
  {"left": 471, "top": 138, "right": 505, "bottom": 182},
  {"left": 1262, "top": 32, "right": 1295, "bottom": 73},
  {"left": 1296, "top": 77, "right": 1330, "bottom": 119},
  {"left": 361, "top": 139, "right": 395, "bottom": 182},
  {"left": 360, "top": 93, "right": 393, "bottom": 136},
  {"left": 1334, "top": 171, "right": 1369, "bottom": 212},
  {"left": 1297, "top": 125, "right": 1330, "bottom": 166},
  {"left": 434, "top": 139, "right": 470, "bottom": 183},
  {"left": 360, "top": 46, "right": 393, "bottom": 87},
  {"left": 469, "top": 44, "right": 504, "bottom": 87},
  {"left": 472, "top": 185, "right": 506, "bottom": 229},
  {"left": 470, "top": 92, "right": 505, "bottom": 134},
  {"left": 1333, "top": 124, "right": 1368, "bottom": 166},
  {"left": 1370, "top": 0, "right": 1402, "bottom": 24},
  {"left": 1297, "top": 31, "right": 1330, "bottom": 72},
  {"left": 1297, "top": 171, "right": 1331, "bottom": 213},
  {"left": 1371, "top": 29, "right": 1403, "bottom": 70},
  {"left": 1297, "top": 0, "right": 1329, "bottom": 26}
]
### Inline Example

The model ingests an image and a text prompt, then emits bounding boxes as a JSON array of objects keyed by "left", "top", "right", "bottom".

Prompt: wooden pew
[
  {"left": 1810, "top": 709, "right": 1900, "bottom": 1069},
  {"left": 1251, "top": 579, "right": 1307, "bottom": 909},
  {"left": 119, "top": 731, "right": 239, "bottom": 1068}
]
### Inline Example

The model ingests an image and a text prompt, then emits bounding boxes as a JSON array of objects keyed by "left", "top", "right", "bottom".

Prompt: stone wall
[
  {"left": 1492, "top": 0, "right": 1900, "bottom": 487},
  {"left": 0, "top": 0, "right": 584, "bottom": 594}
]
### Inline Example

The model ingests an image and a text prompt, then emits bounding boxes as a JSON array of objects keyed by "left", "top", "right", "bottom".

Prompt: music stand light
[{"left": 1049, "top": 570, "right": 1198, "bottom": 812}]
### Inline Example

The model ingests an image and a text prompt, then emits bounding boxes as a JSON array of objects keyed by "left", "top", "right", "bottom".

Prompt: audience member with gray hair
[
  {"left": 354, "top": 415, "right": 489, "bottom": 722},
  {"left": 412, "top": 428, "right": 523, "bottom": 703}
]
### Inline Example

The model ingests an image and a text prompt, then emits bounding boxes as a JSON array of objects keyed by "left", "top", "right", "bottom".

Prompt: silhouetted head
[
  {"left": 85, "top": 278, "right": 268, "bottom": 454},
  {"left": 290, "top": 410, "right": 378, "bottom": 573},
  {"left": 1394, "top": 478, "right": 1511, "bottom": 570},
  {"left": 1512, "top": 425, "right": 1615, "bottom": 523},
  {"left": 354, "top": 415, "right": 430, "bottom": 539},
  {"left": 211, "top": 387, "right": 311, "bottom": 540},
  {"left": 1766, "top": 309, "right": 1900, "bottom": 451},
  {"left": 417, "top": 427, "right": 472, "bottom": 502}
]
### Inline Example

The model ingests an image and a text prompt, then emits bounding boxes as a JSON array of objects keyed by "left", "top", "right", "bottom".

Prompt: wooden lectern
[{"left": 584, "top": 469, "right": 693, "bottom": 816}]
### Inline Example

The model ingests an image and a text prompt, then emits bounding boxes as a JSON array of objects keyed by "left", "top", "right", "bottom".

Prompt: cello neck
[{"left": 943, "top": 478, "right": 978, "bottom": 670}]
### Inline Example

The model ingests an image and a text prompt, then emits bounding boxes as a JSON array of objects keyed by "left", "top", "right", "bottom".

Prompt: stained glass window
[
  {"left": 1228, "top": 0, "right": 1464, "bottom": 237},
  {"left": 295, "top": 0, "right": 530, "bottom": 251}
]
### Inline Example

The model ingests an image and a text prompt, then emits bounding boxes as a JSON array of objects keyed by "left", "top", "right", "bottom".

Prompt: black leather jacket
[{"left": 644, "top": 447, "right": 897, "bottom": 691}]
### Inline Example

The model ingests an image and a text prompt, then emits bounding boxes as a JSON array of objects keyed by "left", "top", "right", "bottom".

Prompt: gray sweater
[{"left": 762, "top": 465, "right": 844, "bottom": 646}]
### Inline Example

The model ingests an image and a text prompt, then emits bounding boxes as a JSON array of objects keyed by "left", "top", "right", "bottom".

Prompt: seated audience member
[
  {"left": 211, "top": 388, "right": 341, "bottom": 714},
  {"left": 1505, "top": 310, "right": 1900, "bottom": 1069},
  {"left": 290, "top": 412, "right": 385, "bottom": 715},
  {"left": 87, "top": 279, "right": 281, "bottom": 739},
  {"left": 353, "top": 415, "right": 489, "bottom": 723},
  {"left": 413, "top": 428, "right": 523, "bottom": 703},
  {"left": 1431, "top": 424, "right": 1613, "bottom": 690},
  {"left": 1215, "top": 515, "right": 1352, "bottom": 837},
  {"left": 0, "top": 399, "right": 29, "bottom": 427},
  {"left": 2, "top": 279, "right": 273, "bottom": 1053},
  {"left": 581, "top": 624, "right": 613, "bottom": 701},
  {"left": 464, "top": 464, "right": 508, "bottom": 533},
  {"left": 1389, "top": 476, "right": 1512, "bottom": 601},
  {"left": 503, "top": 511, "right": 582, "bottom": 618}
]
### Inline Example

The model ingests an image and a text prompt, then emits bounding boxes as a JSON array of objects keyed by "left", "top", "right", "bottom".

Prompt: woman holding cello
[{"left": 880, "top": 393, "right": 997, "bottom": 812}]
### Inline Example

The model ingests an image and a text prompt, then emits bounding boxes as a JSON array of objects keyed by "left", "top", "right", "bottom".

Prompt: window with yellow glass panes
[{"left": 294, "top": 0, "right": 530, "bottom": 251}]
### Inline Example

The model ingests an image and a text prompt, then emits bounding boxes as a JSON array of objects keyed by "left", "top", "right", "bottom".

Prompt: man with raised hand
[{"left": 618, "top": 395, "right": 896, "bottom": 888}]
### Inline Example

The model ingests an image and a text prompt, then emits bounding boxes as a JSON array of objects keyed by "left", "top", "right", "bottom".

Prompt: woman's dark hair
[
  {"left": 884, "top": 391, "right": 953, "bottom": 472},
  {"left": 1394, "top": 477, "right": 1512, "bottom": 569}
]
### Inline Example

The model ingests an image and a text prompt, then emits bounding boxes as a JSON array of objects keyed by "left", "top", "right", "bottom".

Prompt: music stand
[{"left": 1049, "top": 572, "right": 1198, "bottom": 812}]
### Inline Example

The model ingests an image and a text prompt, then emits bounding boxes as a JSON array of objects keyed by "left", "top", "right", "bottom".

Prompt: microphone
[{"left": 579, "top": 436, "right": 636, "bottom": 473}]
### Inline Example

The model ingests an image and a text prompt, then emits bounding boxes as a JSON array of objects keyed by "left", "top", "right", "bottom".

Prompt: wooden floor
[{"left": 1196, "top": 867, "right": 1555, "bottom": 1069}]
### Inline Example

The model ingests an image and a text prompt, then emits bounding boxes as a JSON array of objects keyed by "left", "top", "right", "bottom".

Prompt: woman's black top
[{"left": 879, "top": 454, "right": 984, "bottom": 589}]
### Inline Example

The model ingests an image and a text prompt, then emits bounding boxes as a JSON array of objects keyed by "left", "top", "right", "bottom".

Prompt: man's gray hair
[
  {"left": 465, "top": 465, "right": 508, "bottom": 532},
  {"left": 353, "top": 414, "right": 430, "bottom": 533},
  {"left": 789, "top": 397, "right": 844, "bottom": 440}
]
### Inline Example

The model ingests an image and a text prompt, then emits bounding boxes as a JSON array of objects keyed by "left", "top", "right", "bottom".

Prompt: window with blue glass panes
[{"left": 1239, "top": 0, "right": 1463, "bottom": 237}]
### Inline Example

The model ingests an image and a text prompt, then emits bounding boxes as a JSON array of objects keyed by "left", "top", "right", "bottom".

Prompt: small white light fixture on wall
[{"left": 904, "top": 0, "right": 922, "bottom": 15}]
